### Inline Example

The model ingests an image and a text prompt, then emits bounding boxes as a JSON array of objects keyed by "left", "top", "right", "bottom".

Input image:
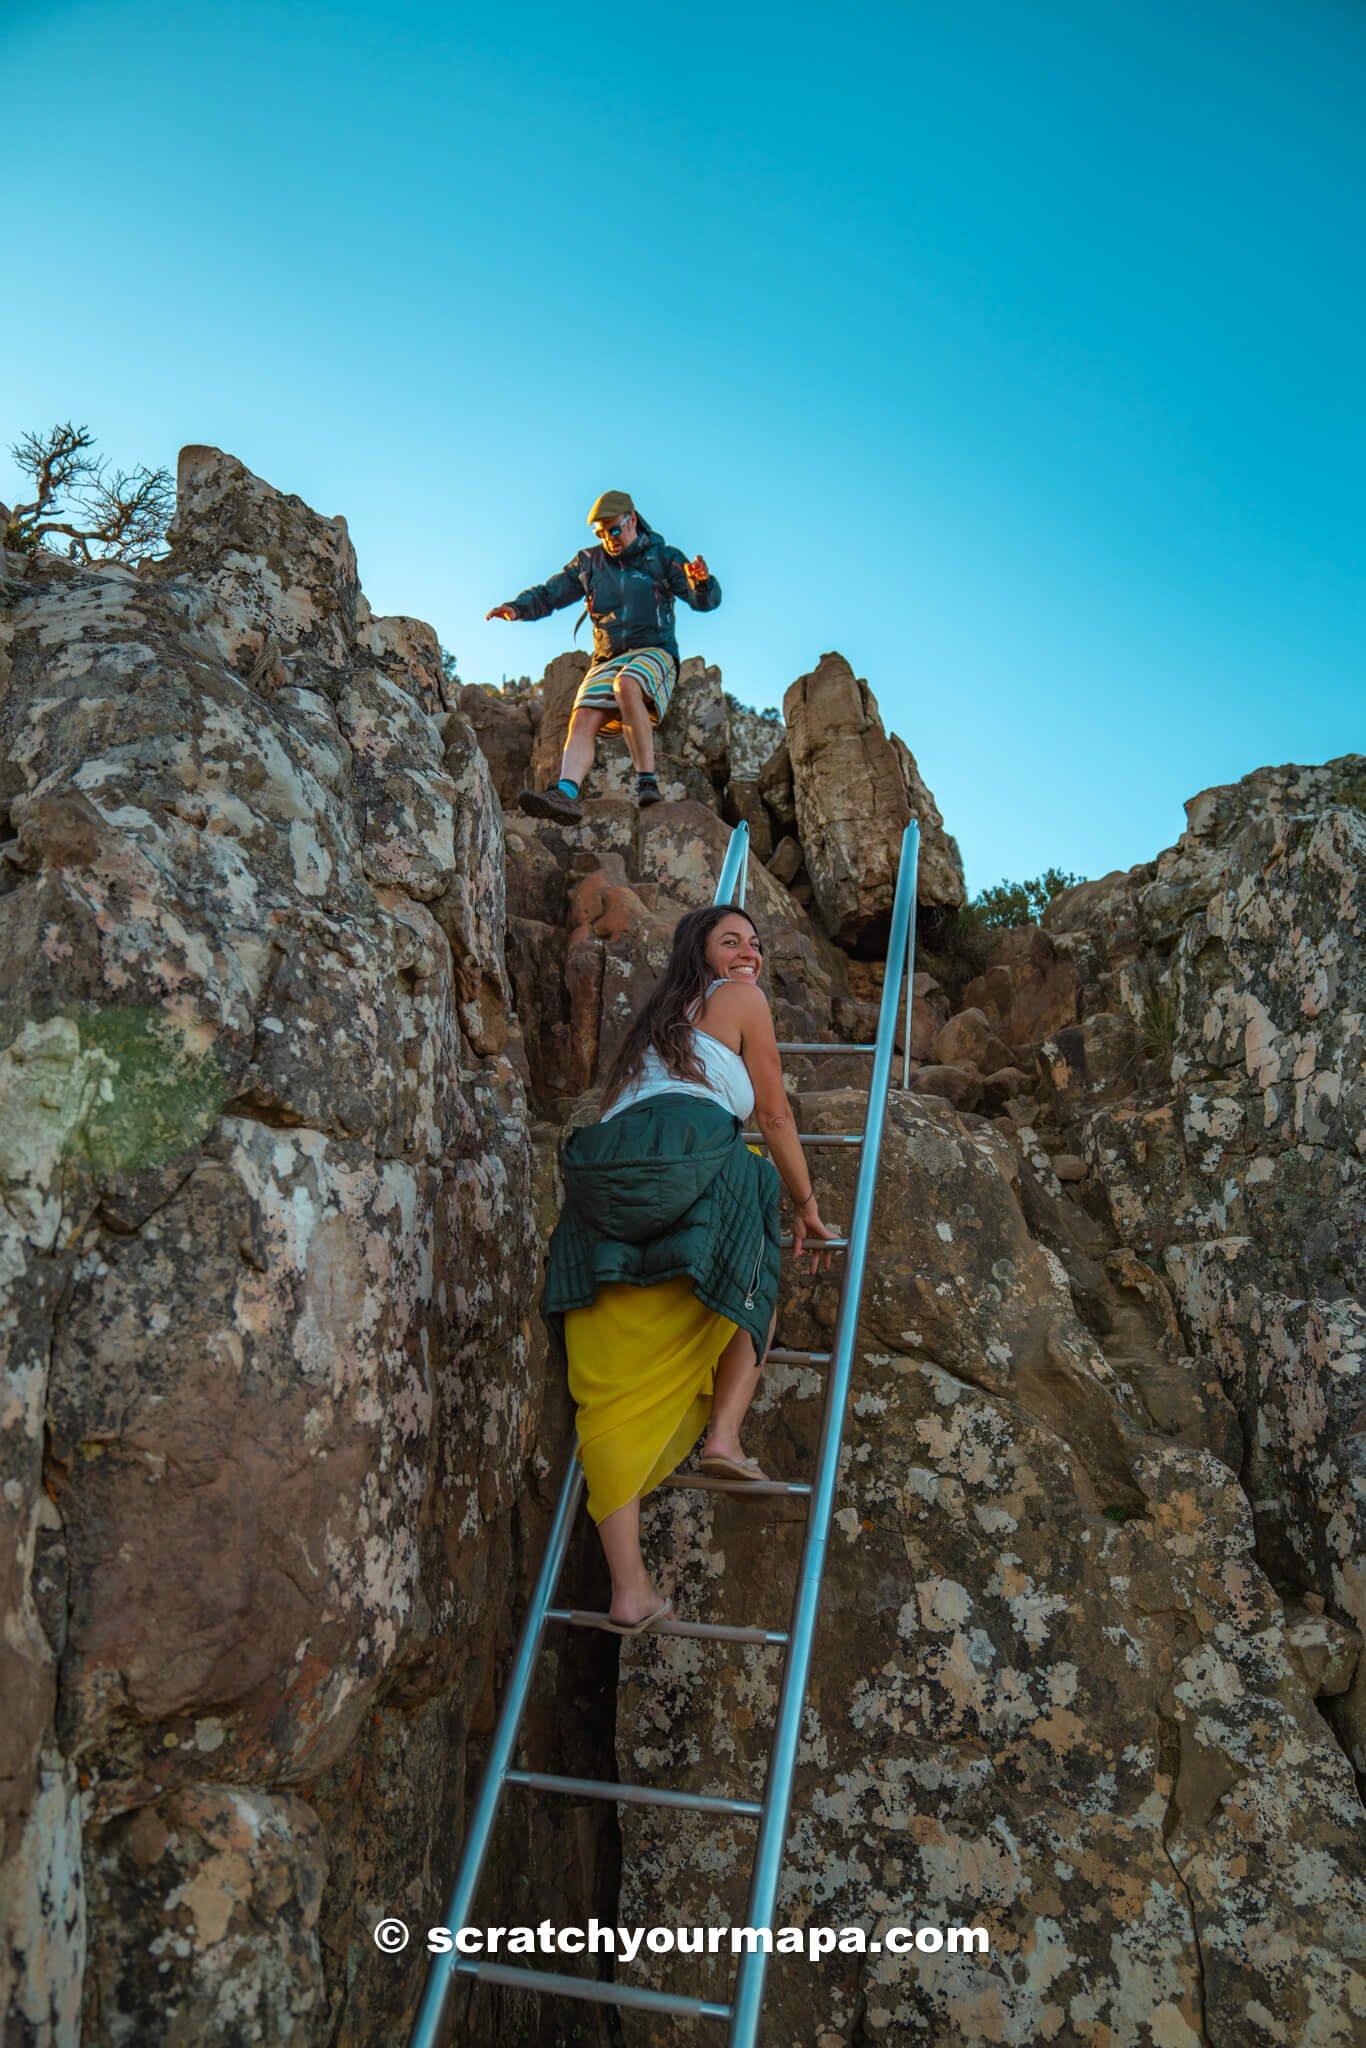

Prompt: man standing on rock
[{"left": 485, "top": 490, "right": 721, "bottom": 822}]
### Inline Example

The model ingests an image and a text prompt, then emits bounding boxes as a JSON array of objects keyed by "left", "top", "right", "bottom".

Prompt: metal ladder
[{"left": 410, "top": 818, "right": 922, "bottom": 2048}]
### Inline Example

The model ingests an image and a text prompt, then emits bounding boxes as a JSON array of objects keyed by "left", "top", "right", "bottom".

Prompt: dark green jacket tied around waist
[{"left": 543, "top": 1095, "right": 781, "bottom": 1356}]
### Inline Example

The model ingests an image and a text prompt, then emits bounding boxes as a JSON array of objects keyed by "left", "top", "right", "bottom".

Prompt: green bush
[
  {"left": 974, "top": 867, "right": 1085, "bottom": 931},
  {"left": 724, "top": 692, "right": 782, "bottom": 725}
]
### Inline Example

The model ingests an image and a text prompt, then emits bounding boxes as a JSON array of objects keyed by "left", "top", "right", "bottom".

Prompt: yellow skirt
[{"left": 565, "top": 1275, "right": 736, "bottom": 1523}]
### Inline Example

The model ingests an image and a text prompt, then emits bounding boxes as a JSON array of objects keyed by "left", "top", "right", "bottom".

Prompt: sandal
[
  {"left": 600, "top": 1598, "right": 674, "bottom": 1636},
  {"left": 699, "top": 1453, "right": 770, "bottom": 1483}
]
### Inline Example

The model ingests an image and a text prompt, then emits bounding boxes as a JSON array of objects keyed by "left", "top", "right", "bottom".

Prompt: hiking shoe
[
  {"left": 637, "top": 784, "right": 664, "bottom": 808},
  {"left": 519, "top": 786, "right": 584, "bottom": 824}
]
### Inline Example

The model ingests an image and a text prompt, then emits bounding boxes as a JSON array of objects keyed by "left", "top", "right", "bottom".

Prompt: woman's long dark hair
[{"left": 601, "top": 902, "right": 760, "bottom": 1111}]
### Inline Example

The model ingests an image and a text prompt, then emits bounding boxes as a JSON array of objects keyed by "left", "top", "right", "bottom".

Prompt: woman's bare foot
[
  {"left": 608, "top": 1579, "right": 670, "bottom": 1628},
  {"left": 700, "top": 1430, "right": 746, "bottom": 1466}
]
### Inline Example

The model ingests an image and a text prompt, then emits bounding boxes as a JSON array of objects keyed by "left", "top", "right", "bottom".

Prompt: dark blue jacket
[{"left": 508, "top": 518, "right": 721, "bottom": 666}]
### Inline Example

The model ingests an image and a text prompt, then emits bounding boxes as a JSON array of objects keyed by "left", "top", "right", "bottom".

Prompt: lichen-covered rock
[
  {"left": 613, "top": 1093, "right": 1366, "bottom": 2046},
  {"left": 85, "top": 1786, "right": 327, "bottom": 2046},
  {"left": 726, "top": 699, "right": 785, "bottom": 780},
  {"left": 1062, "top": 759, "right": 1366, "bottom": 1773},
  {"left": 0, "top": 450, "right": 539, "bottom": 2042},
  {"left": 1037, "top": 1011, "right": 1140, "bottom": 1110}
]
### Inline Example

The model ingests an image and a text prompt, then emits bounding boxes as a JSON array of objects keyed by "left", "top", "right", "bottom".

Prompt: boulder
[
  {"left": 454, "top": 683, "right": 534, "bottom": 807},
  {"left": 1036, "top": 1012, "right": 1139, "bottom": 1111},
  {"left": 658, "top": 656, "right": 729, "bottom": 790},
  {"left": 723, "top": 776, "right": 773, "bottom": 864},
  {"left": 564, "top": 869, "right": 679, "bottom": 1089},
  {"left": 933, "top": 1005, "right": 1016, "bottom": 1075},
  {"left": 980, "top": 1064, "right": 1034, "bottom": 1115},
  {"left": 783, "top": 652, "right": 913, "bottom": 951},
  {"left": 908, "top": 1061, "right": 983, "bottom": 1112},
  {"left": 526, "top": 650, "right": 592, "bottom": 791},
  {"left": 1042, "top": 862, "right": 1153, "bottom": 940},
  {"left": 756, "top": 736, "right": 796, "bottom": 831},
  {"left": 1057, "top": 758, "right": 1366, "bottom": 1768},
  {"left": 781, "top": 653, "right": 963, "bottom": 949},
  {"left": 765, "top": 834, "right": 803, "bottom": 887},
  {"left": 964, "top": 923, "right": 1079, "bottom": 1044}
]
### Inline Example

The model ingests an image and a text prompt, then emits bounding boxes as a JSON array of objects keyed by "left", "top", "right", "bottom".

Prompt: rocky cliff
[
  {"left": 2, "top": 453, "right": 1362, "bottom": 2047},
  {"left": 0, "top": 452, "right": 546, "bottom": 2044},
  {"left": 612, "top": 761, "right": 1366, "bottom": 2046}
]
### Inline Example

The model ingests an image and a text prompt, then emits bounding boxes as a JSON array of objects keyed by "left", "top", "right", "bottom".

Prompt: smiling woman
[{"left": 541, "top": 903, "right": 840, "bottom": 1630}]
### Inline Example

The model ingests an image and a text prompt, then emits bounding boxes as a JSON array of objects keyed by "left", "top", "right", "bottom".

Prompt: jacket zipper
[{"left": 744, "top": 1239, "right": 764, "bottom": 1310}]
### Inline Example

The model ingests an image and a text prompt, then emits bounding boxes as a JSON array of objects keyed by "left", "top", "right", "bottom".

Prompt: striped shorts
[{"left": 573, "top": 647, "right": 678, "bottom": 733}]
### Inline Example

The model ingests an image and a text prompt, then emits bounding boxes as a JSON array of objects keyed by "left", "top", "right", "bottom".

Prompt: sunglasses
[{"left": 597, "top": 520, "right": 630, "bottom": 539}]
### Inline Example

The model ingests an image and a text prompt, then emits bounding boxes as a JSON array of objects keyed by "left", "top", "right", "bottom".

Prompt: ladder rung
[
  {"left": 743, "top": 1132, "right": 863, "bottom": 1146},
  {"left": 549, "top": 1608, "right": 789, "bottom": 1646},
  {"left": 766, "top": 1348, "right": 831, "bottom": 1366},
  {"left": 778, "top": 1234, "right": 848, "bottom": 1249},
  {"left": 775, "top": 1041, "right": 876, "bottom": 1053},
  {"left": 659, "top": 1474, "right": 811, "bottom": 1496},
  {"left": 505, "top": 1769, "right": 762, "bottom": 1817},
  {"left": 452, "top": 1960, "right": 731, "bottom": 2022}
]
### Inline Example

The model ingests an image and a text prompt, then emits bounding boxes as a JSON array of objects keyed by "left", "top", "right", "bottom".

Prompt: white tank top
[{"left": 601, "top": 979, "right": 755, "bottom": 1122}]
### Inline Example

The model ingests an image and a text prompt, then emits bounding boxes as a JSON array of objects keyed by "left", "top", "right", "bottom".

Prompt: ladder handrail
[
  {"left": 410, "top": 818, "right": 754, "bottom": 2047},
  {"left": 409, "top": 1460, "right": 585, "bottom": 2046},
  {"left": 410, "top": 816, "right": 921, "bottom": 2048},
  {"left": 728, "top": 820, "right": 920, "bottom": 2046},
  {"left": 714, "top": 817, "right": 749, "bottom": 907}
]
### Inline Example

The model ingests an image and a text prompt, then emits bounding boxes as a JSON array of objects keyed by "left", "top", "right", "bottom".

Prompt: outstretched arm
[
  {"left": 665, "top": 549, "right": 722, "bottom": 612},
  {"left": 486, "top": 555, "right": 588, "bottom": 623}
]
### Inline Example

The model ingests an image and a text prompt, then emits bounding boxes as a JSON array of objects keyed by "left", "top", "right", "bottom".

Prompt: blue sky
[{"left": 6, "top": 0, "right": 1362, "bottom": 891}]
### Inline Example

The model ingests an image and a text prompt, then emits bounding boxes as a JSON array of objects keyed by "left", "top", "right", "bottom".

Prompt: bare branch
[
  {"left": 5, "top": 424, "right": 173, "bottom": 562},
  {"left": 11, "top": 423, "right": 99, "bottom": 518}
]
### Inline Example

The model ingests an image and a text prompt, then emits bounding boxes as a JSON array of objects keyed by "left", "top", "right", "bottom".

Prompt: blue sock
[
  {"left": 637, "top": 771, "right": 658, "bottom": 789},
  {"left": 556, "top": 778, "right": 580, "bottom": 799}
]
